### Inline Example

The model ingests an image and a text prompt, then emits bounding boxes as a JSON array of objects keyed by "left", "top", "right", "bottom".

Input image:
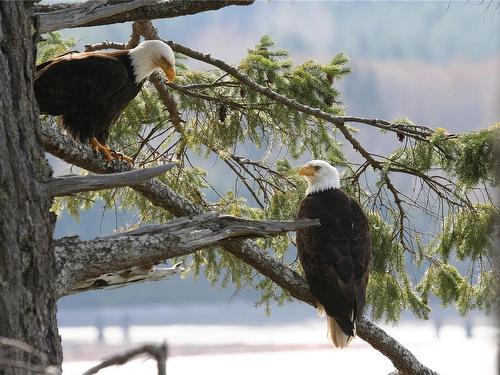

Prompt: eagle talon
[
  {"left": 90, "top": 138, "right": 114, "bottom": 163},
  {"left": 109, "top": 149, "right": 134, "bottom": 165}
]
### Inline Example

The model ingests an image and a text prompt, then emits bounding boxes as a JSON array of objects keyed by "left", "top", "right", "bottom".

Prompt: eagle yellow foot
[
  {"left": 109, "top": 150, "right": 134, "bottom": 165},
  {"left": 90, "top": 137, "right": 114, "bottom": 163}
]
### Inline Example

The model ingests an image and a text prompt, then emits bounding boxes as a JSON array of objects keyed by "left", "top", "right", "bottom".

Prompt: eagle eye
[{"left": 314, "top": 165, "right": 321, "bottom": 171}]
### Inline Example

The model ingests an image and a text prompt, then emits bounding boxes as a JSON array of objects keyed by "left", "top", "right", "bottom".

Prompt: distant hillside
[{"left": 341, "top": 57, "right": 499, "bottom": 156}]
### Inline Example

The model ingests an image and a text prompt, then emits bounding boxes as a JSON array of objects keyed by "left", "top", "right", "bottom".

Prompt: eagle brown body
[
  {"left": 34, "top": 40, "right": 176, "bottom": 163},
  {"left": 35, "top": 50, "right": 140, "bottom": 145},
  {"left": 296, "top": 161, "right": 371, "bottom": 348}
]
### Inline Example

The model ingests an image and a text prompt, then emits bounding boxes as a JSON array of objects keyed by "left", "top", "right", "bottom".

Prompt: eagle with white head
[
  {"left": 35, "top": 40, "right": 176, "bottom": 164},
  {"left": 296, "top": 160, "right": 371, "bottom": 348}
]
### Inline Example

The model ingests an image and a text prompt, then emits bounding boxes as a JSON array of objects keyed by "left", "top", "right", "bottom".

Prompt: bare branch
[
  {"left": 82, "top": 343, "right": 167, "bottom": 375},
  {"left": 71, "top": 262, "right": 185, "bottom": 295},
  {"left": 47, "top": 163, "right": 177, "bottom": 197},
  {"left": 34, "top": 0, "right": 255, "bottom": 33}
]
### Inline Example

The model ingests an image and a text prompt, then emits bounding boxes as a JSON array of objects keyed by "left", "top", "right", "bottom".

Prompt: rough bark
[
  {"left": 55, "top": 212, "right": 319, "bottom": 296},
  {"left": 36, "top": 0, "right": 155, "bottom": 34},
  {"left": 34, "top": 0, "right": 254, "bottom": 33},
  {"left": 0, "top": 1, "right": 62, "bottom": 372},
  {"left": 40, "top": 123, "right": 437, "bottom": 374}
]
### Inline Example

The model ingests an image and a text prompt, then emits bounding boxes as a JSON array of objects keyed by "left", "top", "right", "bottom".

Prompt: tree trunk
[{"left": 0, "top": 1, "right": 61, "bottom": 372}]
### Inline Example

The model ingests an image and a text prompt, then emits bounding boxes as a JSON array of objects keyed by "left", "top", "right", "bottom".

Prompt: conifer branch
[
  {"left": 161, "top": 40, "right": 452, "bottom": 143},
  {"left": 40, "top": 122, "right": 437, "bottom": 375}
]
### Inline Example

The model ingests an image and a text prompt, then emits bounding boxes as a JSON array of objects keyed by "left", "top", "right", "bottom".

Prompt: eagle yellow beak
[
  {"left": 299, "top": 165, "right": 315, "bottom": 176},
  {"left": 165, "top": 65, "right": 176, "bottom": 82},
  {"left": 158, "top": 58, "right": 176, "bottom": 82}
]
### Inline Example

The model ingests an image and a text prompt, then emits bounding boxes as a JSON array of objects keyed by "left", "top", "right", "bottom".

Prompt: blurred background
[{"left": 49, "top": 1, "right": 498, "bottom": 374}]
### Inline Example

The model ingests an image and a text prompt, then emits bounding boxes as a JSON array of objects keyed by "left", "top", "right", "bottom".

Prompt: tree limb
[
  {"left": 82, "top": 343, "right": 167, "bottom": 375},
  {"left": 40, "top": 122, "right": 200, "bottom": 216},
  {"left": 34, "top": 0, "right": 255, "bottom": 33},
  {"left": 36, "top": 0, "right": 156, "bottom": 34},
  {"left": 48, "top": 163, "right": 177, "bottom": 197},
  {"left": 40, "top": 123, "right": 437, "bottom": 374},
  {"left": 54, "top": 212, "right": 319, "bottom": 296}
]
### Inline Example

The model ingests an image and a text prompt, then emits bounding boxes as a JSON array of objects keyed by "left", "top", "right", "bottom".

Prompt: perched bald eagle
[
  {"left": 296, "top": 160, "right": 371, "bottom": 348},
  {"left": 35, "top": 40, "right": 176, "bottom": 163}
]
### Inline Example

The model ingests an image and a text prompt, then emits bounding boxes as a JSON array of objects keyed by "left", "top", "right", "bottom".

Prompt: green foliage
[
  {"left": 453, "top": 125, "right": 498, "bottom": 187},
  {"left": 366, "top": 212, "right": 430, "bottom": 322},
  {"left": 438, "top": 204, "right": 498, "bottom": 261},
  {"left": 37, "top": 32, "right": 76, "bottom": 64},
  {"left": 40, "top": 33, "right": 498, "bottom": 321},
  {"left": 417, "top": 263, "right": 498, "bottom": 316}
]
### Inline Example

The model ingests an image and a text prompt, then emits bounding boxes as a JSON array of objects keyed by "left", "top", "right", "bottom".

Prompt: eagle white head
[
  {"left": 299, "top": 160, "right": 341, "bottom": 195},
  {"left": 129, "top": 40, "right": 176, "bottom": 84}
]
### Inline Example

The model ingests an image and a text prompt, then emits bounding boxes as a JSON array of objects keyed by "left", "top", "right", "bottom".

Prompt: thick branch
[
  {"left": 35, "top": 0, "right": 254, "bottom": 33},
  {"left": 41, "top": 123, "right": 437, "bottom": 374},
  {"left": 48, "top": 163, "right": 176, "bottom": 197},
  {"left": 36, "top": 0, "right": 155, "bottom": 34},
  {"left": 357, "top": 319, "right": 437, "bottom": 375},
  {"left": 55, "top": 212, "right": 319, "bottom": 296}
]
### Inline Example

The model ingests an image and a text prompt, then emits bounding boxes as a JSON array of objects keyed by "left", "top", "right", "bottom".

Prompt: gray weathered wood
[
  {"left": 71, "top": 262, "right": 184, "bottom": 294},
  {"left": 35, "top": 0, "right": 254, "bottom": 33},
  {"left": 36, "top": 0, "right": 155, "bottom": 34},
  {"left": 47, "top": 163, "right": 177, "bottom": 197},
  {"left": 54, "top": 213, "right": 320, "bottom": 296}
]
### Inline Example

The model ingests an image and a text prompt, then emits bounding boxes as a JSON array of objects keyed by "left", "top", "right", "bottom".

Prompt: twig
[
  {"left": 85, "top": 41, "right": 127, "bottom": 51},
  {"left": 161, "top": 40, "right": 454, "bottom": 147},
  {"left": 82, "top": 343, "right": 168, "bottom": 375}
]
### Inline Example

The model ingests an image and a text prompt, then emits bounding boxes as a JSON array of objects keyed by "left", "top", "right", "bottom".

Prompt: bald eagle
[
  {"left": 35, "top": 40, "right": 176, "bottom": 163},
  {"left": 296, "top": 160, "right": 371, "bottom": 348}
]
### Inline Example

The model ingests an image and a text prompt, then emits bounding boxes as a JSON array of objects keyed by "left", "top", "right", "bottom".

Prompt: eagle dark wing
[
  {"left": 296, "top": 189, "right": 370, "bottom": 337},
  {"left": 347, "top": 196, "right": 371, "bottom": 318},
  {"left": 35, "top": 53, "right": 129, "bottom": 116}
]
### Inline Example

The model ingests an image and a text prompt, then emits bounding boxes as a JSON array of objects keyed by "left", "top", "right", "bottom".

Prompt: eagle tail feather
[
  {"left": 316, "top": 303, "right": 326, "bottom": 317},
  {"left": 327, "top": 316, "right": 354, "bottom": 349}
]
